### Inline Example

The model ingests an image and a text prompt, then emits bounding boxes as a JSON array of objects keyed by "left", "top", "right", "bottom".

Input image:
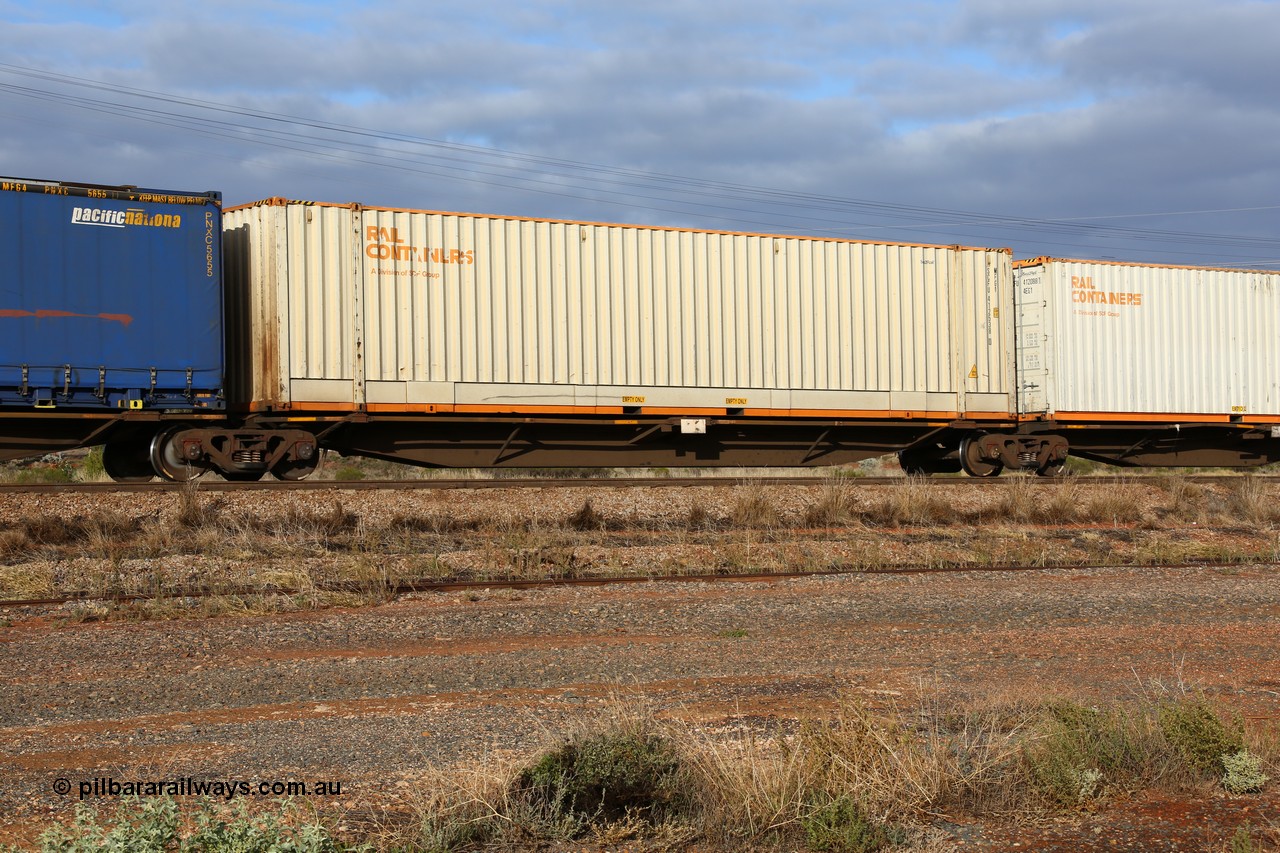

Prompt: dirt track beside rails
[{"left": 3, "top": 561, "right": 1280, "bottom": 850}]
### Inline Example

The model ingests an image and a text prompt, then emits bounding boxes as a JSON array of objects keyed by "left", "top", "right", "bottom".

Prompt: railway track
[
  {"left": 0, "top": 473, "right": 1269, "bottom": 494},
  {"left": 2, "top": 558, "right": 1267, "bottom": 610}
]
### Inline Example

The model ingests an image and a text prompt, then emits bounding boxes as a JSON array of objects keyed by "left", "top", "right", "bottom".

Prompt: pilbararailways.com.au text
[{"left": 57, "top": 776, "right": 345, "bottom": 801}]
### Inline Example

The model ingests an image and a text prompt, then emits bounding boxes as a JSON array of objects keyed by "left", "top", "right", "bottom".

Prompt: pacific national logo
[{"left": 71, "top": 206, "right": 182, "bottom": 229}]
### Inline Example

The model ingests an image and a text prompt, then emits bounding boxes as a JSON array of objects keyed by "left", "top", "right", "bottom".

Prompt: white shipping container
[
  {"left": 224, "top": 200, "right": 1016, "bottom": 417},
  {"left": 1016, "top": 258, "right": 1280, "bottom": 418}
]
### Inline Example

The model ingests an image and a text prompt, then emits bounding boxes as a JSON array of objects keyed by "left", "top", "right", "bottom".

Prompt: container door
[
  {"left": 1015, "top": 266, "right": 1050, "bottom": 415},
  {"left": 284, "top": 204, "right": 361, "bottom": 407}
]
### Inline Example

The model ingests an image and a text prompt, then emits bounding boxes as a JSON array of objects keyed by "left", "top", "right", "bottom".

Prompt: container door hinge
[
  {"left": 96, "top": 366, "right": 106, "bottom": 399},
  {"left": 62, "top": 365, "right": 71, "bottom": 397},
  {"left": 149, "top": 367, "right": 157, "bottom": 395},
  {"left": 185, "top": 368, "right": 193, "bottom": 398},
  {"left": 19, "top": 365, "right": 28, "bottom": 397}
]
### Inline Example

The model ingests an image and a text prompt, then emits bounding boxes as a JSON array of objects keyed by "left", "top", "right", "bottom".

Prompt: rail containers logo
[
  {"left": 1069, "top": 275, "right": 1143, "bottom": 307},
  {"left": 70, "top": 206, "right": 183, "bottom": 229},
  {"left": 365, "top": 226, "right": 474, "bottom": 265}
]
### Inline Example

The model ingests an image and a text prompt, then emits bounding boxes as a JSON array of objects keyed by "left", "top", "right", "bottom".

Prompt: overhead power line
[{"left": 1, "top": 62, "right": 1278, "bottom": 266}]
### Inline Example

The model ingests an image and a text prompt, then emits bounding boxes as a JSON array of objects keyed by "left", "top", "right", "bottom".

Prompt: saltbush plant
[
  {"left": 29, "top": 797, "right": 352, "bottom": 853},
  {"left": 1222, "top": 750, "right": 1270, "bottom": 794}
]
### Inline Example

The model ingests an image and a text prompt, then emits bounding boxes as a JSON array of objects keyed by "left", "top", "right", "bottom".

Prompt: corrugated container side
[
  {"left": 1016, "top": 259, "right": 1280, "bottom": 418},
  {"left": 0, "top": 178, "right": 223, "bottom": 410},
  {"left": 225, "top": 200, "right": 1015, "bottom": 416}
]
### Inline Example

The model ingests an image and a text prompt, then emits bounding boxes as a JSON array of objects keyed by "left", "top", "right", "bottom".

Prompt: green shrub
[
  {"left": 34, "top": 797, "right": 349, "bottom": 853},
  {"left": 184, "top": 799, "right": 346, "bottom": 852},
  {"left": 801, "top": 795, "right": 900, "bottom": 853},
  {"left": 513, "top": 729, "right": 688, "bottom": 837},
  {"left": 1064, "top": 456, "right": 1105, "bottom": 475},
  {"left": 79, "top": 448, "right": 106, "bottom": 482},
  {"left": 1026, "top": 701, "right": 1152, "bottom": 806},
  {"left": 1158, "top": 698, "right": 1244, "bottom": 777},
  {"left": 39, "top": 798, "right": 179, "bottom": 852},
  {"left": 13, "top": 464, "right": 74, "bottom": 484},
  {"left": 1231, "top": 822, "right": 1260, "bottom": 853}
]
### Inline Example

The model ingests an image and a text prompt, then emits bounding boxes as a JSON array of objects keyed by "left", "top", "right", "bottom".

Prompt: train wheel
[
  {"left": 960, "top": 435, "right": 1002, "bottom": 478},
  {"left": 149, "top": 426, "right": 209, "bottom": 483},
  {"left": 272, "top": 448, "right": 325, "bottom": 481},
  {"left": 102, "top": 436, "right": 155, "bottom": 483}
]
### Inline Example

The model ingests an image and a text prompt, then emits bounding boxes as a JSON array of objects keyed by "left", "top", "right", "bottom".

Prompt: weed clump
[
  {"left": 1083, "top": 480, "right": 1145, "bottom": 525},
  {"left": 1025, "top": 701, "right": 1156, "bottom": 806},
  {"left": 805, "top": 482, "right": 856, "bottom": 527},
  {"left": 731, "top": 487, "right": 781, "bottom": 529},
  {"left": 19, "top": 512, "right": 140, "bottom": 546},
  {"left": 801, "top": 794, "right": 901, "bottom": 853},
  {"left": 1157, "top": 475, "right": 1205, "bottom": 522},
  {"left": 988, "top": 476, "right": 1082, "bottom": 524},
  {"left": 1157, "top": 697, "right": 1245, "bottom": 777},
  {"left": 565, "top": 499, "right": 605, "bottom": 531},
  {"left": 1229, "top": 477, "right": 1280, "bottom": 525},
  {"left": 176, "top": 485, "right": 217, "bottom": 529},
  {"left": 685, "top": 501, "right": 712, "bottom": 530},
  {"left": 32, "top": 796, "right": 344, "bottom": 852},
  {"left": 513, "top": 726, "right": 689, "bottom": 837},
  {"left": 259, "top": 500, "right": 359, "bottom": 539},
  {"left": 862, "top": 479, "right": 959, "bottom": 527},
  {"left": 0, "top": 529, "right": 30, "bottom": 561}
]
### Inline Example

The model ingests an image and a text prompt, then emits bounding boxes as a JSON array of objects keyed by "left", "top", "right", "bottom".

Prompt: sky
[{"left": 2, "top": 0, "right": 1279, "bottom": 268}]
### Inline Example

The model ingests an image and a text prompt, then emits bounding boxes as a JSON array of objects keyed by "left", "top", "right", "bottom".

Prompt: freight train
[{"left": 3, "top": 175, "right": 1279, "bottom": 482}]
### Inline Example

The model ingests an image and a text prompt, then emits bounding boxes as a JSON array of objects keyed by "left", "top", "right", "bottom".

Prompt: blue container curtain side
[{"left": 0, "top": 177, "right": 225, "bottom": 411}]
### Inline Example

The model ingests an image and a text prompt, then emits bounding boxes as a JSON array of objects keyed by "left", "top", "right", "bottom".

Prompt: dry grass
[
  {"left": 3, "top": 476, "right": 1277, "bottom": 615},
  {"left": 565, "top": 498, "right": 607, "bottom": 531},
  {"left": 862, "top": 477, "right": 962, "bottom": 527},
  {"left": 986, "top": 475, "right": 1079, "bottom": 523},
  {"left": 1084, "top": 477, "right": 1147, "bottom": 526},
  {"left": 804, "top": 479, "right": 858, "bottom": 527},
  {"left": 1230, "top": 476, "right": 1280, "bottom": 525},
  {"left": 731, "top": 485, "right": 782, "bottom": 529},
  {"left": 1157, "top": 475, "right": 1208, "bottom": 522},
  {"left": 685, "top": 501, "right": 712, "bottom": 530},
  {"left": 354, "top": 688, "right": 1279, "bottom": 852}
]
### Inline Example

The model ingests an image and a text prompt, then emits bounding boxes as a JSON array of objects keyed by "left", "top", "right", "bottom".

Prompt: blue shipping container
[{"left": 0, "top": 177, "right": 223, "bottom": 410}]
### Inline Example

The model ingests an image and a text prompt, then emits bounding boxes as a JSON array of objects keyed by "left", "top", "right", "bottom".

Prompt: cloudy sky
[{"left": 2, "top": 0, "right": 1279, "bottom": 268}]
